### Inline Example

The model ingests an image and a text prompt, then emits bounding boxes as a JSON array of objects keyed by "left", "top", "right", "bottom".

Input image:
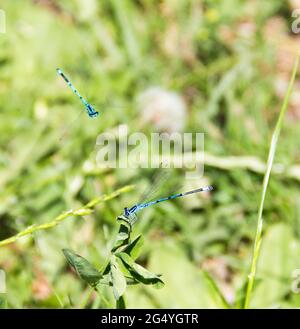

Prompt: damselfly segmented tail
[{"left": 56, "top": 68, "right": 99, "bottom": 118}]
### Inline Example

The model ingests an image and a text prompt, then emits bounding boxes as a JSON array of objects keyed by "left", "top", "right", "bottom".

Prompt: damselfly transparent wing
[
  {"left": 58, "top": 100, "right": 128, "bottom": 142},
  {"left": 138, "top": 161, "right": 171, "bottom": 204},
  {"left": 94, "top": 99, "right": 128, "bottom": 110},
  {"left": 121, "top": 164, "right": 173, "bottom": 226},
  {"left": 137, "top": 171, "right": 184, "bottom": 207},
  {"left": 128, "top": 212, "right": 138, "bottom": 226},
  {"left": 58, "top": 110, "right": 85, "bottom": 142}
]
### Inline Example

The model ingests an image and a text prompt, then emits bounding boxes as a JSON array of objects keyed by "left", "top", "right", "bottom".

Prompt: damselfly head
[
  {"left": 116, "top": 207, "right": 138, "bottom": 227},
  {"left": 86, "top": 104, "right": 99, "bottom": 118},
  {"left": 124, "top": 207, "right": 130, "bottom": 217}
]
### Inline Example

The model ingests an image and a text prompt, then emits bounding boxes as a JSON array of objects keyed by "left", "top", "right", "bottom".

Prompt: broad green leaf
[
  {"left": 62, "top": 249, "right": 102, "bottom": 287},
  {"left": 116, "top": 256, "right": 135, "bottom": 280},
  {"left": 121, "top": 234, "right": 144, "bottom": 260},
  {"left": 110, "top": 255, "right": 127, "bottom": 300},
  {"left": 117, "top": 252, "right": 164, "bottom": 288}
]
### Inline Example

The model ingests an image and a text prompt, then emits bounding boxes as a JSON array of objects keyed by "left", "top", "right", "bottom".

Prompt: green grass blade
[
  {"left": 110, "top": 0, "right": 141, "bottom": 64},
  {"left": 244, "top": 55, "right": 299, "bottom": 309},
  {"left": 202, "top": 270, "right": 231, "bottom": 309}
]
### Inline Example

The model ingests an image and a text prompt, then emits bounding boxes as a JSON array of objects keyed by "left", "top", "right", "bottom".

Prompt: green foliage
[
  {"left": 63, "top": 218, "right": 164, "bottom": 307},
  {"left": 121, "top": 234, "right": 144, "bottom": 260},
  {"left": 116, "top": 295, "right": 126, "bottom": 309},
  {"left": 0, "top": 0, "right": 300, "bottom": 309},
  {"left": 110, "top": 255, "right": 127, "bottom": 301},
  {"left": 62, "top": 249, "right": 102, "bottom": 288},
  {"left": 117, "top": 252, "right": 164, "bottom": 288}
]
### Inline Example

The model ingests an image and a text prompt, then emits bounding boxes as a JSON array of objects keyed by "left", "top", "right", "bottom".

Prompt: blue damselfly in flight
[
  {"left": 56, "top": 68, "right": 127, "bottom": 141},
  {"left": 118, "top": 185, "right": 214, "bottom": 226},
  {"left": 56, "top": 68, "right": 99, "bottom": 118}
]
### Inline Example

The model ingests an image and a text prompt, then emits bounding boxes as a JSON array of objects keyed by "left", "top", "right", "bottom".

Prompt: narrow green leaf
[
  {"left": 117, "top": 252, "right": 164, "bottom": 288},
  {"left": 202, "top": 270, "right": 230, "bottom": 309},
  {"left": 121, "top": 234, "right": 144, "bottom": 260},
  {"left": 62, "top": 249, "right": 102, "bottom": 287},
  {"left": 244, "top": 55, "right": 300, "bottom": 308},
  {"left": 111, "top": 0, "right": 141, "bottom": 64},
  {"left": 110, "top": 255, "right": 127, "bottom": 300},
  {"left": 101, "top": 260, "right": 111, "bottom": 276},
  {"left": 235, "top": 276, "right": 262, "bottom": 309}
]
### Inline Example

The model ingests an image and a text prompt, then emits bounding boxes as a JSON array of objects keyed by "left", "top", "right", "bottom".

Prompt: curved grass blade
[{"left": 244, "top": 55, "right": 299, "bottom": 309}]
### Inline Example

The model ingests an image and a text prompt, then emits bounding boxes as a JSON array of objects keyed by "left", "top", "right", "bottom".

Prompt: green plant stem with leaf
[{"left": 63, "top": 219, "right": 164, "bottom": 309}]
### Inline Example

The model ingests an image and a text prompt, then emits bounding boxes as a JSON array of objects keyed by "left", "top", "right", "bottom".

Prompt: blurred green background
[{"left": 1, "top": 0, "right": 300, "bottom": 308}]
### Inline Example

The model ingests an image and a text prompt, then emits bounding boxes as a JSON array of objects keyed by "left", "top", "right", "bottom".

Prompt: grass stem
[
  {"left": 244, "top": 55, "right": 299, "bottom": 309},
  {"left": 0, "top": 185, "right": 133, "bottom": 248}
]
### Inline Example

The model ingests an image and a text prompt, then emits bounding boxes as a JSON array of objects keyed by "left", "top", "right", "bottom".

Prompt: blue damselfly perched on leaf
[{"left": 117, "top": 163, "right": 213, "bottom": 226}]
